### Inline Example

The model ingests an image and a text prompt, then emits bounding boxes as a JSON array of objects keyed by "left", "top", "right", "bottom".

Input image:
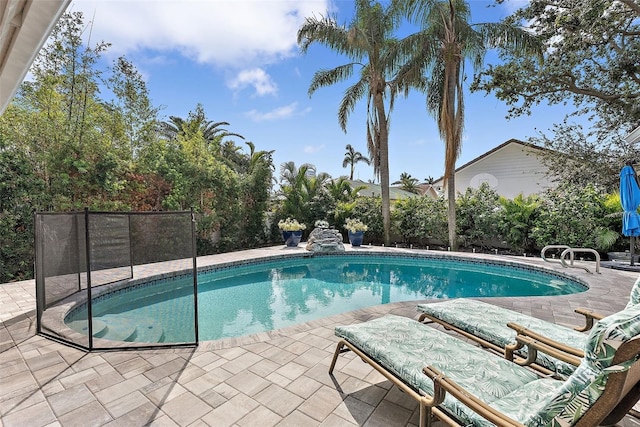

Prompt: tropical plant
[
  {"left": 237, "top": 141, "right": 275, "bottom": 246},
  {"left": 498, "top": 193, "right": 541, "bottom": 253},
  {"left": 393, "top": 172, "right": 420, "bottom": 194},
  {"left": 394, "top": 0, "right": 542, "bottom": 250},
  {"left": 327, "top": 177, "right": 365, "bottom": 203},
  {"left": 298, "top": 0, "right": 403, "bottom": 246},
  {"left": 473, "top": 0, "right": 640, "bottom": 131},
  {"left": 342, "top": 144, "right": 371, "bottom": 180}
]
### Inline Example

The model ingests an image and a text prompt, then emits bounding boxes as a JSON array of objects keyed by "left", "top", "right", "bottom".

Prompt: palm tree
[
  {"left": 279, "top": 161, "right": 315, "bottom": 220},
  {"left": 394, "top": 0, "right": 541, "bottom": 249},
  {"left": 158, "top": 104, "right": 244, "bottom": 151},
  {"left": 342, "top": 144, "right": 371, "bottom": 180},
  {"left": 327, "top": 177, "right": 366, "bottom": 203},
  {"left": 392, "top": 172, "right": 420, "bottom": 194},
  {"left": 298, "top": 0, "right": 402, "bottom": 246}
]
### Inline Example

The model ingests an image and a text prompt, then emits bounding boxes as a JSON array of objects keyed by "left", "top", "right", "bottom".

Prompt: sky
[{"left": 68, "top": 0, "right": 574, "bottom": 184}]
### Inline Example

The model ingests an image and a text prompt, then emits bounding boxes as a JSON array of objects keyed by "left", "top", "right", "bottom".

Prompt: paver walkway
[{"left": 2, "top": 247, "right": 640, "bottom": 426}]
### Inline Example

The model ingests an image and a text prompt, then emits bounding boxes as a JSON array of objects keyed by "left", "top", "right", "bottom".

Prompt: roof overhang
[
  {"left": 625, "top": 126, "right": 640, "bottom": 144},
  {"left": 0, "top": 0, "right": 70, "bottom": 114}
]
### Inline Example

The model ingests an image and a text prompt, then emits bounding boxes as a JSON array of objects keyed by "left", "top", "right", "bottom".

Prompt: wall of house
[{"left": 452, "top": 143, "right": 555, "bottom": 199}]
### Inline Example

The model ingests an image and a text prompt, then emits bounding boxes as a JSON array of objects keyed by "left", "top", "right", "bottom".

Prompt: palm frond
[
  {"left": 309, "top": 64, "right": 356, "bottom": 96},
  {"left": 338, "top": 77, "right": 368, "bottom": 132}
]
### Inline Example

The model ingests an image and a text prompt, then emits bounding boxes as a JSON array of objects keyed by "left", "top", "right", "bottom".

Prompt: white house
[{"left": 432, "top": 139, "right": 556, "bottom": 199}]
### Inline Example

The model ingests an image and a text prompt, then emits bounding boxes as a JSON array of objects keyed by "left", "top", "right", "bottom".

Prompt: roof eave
[{"left": 0, "top": 0, "right": 70, "bottom": 114}]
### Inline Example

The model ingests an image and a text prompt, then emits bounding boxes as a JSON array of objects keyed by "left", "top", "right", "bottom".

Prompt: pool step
[
  {"left": 98, "top": 315, "right": 165, "bottom": 343},
  {"left": 66, "top": 318, "right": 108, "bottom": 337}
]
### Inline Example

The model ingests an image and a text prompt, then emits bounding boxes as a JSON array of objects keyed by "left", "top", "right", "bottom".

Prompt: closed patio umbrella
[{"left": 620, "top": 165, "right": 640, "bottom": 265}]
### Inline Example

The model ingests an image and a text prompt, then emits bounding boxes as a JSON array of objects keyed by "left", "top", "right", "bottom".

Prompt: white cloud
[
  {"left": 228, "top": 68, "right": 277, "bottom": 96},
  {"left": 304, "top": 144, "right": 325, "bottom": 154},
  {"left": 70, "top": 0, "right": 331, "bottom": 68},
  {"left": 245, "top": 102, "right": 309, "bottom": 121}
]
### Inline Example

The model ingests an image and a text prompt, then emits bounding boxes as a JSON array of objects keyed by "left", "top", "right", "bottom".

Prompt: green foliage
[
  {"left": 474, "top": 0, "right": 640, "bottom": 191},
  {"left": 236, "top": 143, "right": 274, "bottom": 246},
  {"left": 498, "top": 194, "right": 541, "bottom": 253},
  {"left": 0, "top": 148, "right": 47, "bottom": 281},
  {"left": 456, "top": 184, "right": 503, "bottom": 249},
  {"left": 392, "top": 172, "right": 420, "bottom": 194},
  {"left": 531, "top": 184, "right": 611, "bottom": 250},
  {"left": 335, "top": 197, "right": 383, "bottom": 243},
  {"left": 392, "top": 196, "right": 448, "bottom": 244},
  {"left": 0, "top": 12, "right": 275, "bottom": 278}
]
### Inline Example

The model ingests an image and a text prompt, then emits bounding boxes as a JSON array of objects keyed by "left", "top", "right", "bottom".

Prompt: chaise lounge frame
[
  {"left": 330, "top": 325, "right": 640, "bottom": 427},
  {"left": 417, "top": 304, "right": 604, "bottom": 376}
]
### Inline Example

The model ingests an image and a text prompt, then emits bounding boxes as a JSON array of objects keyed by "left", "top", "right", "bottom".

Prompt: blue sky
[{"left": 69, "top": 0, "right": 574, "bottom": 184}]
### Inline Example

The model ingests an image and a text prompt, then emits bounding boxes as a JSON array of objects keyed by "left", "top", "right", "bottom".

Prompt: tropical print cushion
[
  {"left": 417, "top": 299, "right": 585, "bottom": 376},
  {"left": 626, "top": 275, "right": 640, "bottom": 309},
  {"left": 335, "top": 315, "right": 542, "bottom": 425},
  {"left": 469, "top": 378, "right": 563, "bottom": 427},
  {"left": 583, "top": 303, "right": 640, "bottom": 368},
  {"left": 531, "top": 304, "right": 640, "bottom": 426}
]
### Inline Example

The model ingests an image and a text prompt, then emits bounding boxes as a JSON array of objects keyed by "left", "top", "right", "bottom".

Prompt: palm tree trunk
[
  {"left": 447, "top": 171, "right": 456, "bottom": 250},
  {"left": 375, "top": 93, "right": 391, "bottom": 246}
]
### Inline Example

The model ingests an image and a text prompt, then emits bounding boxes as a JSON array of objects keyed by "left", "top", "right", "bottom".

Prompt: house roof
[
  {"left": 347, "top": 180, "right": 419, "bottom": 199},
  {"left": 625, "top": 126, "right": 640, "bottom": 145},
  {"left": 432, "top": 138, "right": 549, "bottom": 184},
  {"left": 0, "top": 0, "right": 69, "bottom": 113}
]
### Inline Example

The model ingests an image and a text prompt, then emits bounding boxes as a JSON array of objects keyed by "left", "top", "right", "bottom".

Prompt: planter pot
[
  {"left": 348, "top": 231, "right": 364, "bottom": 247},
  {"left": 281, "top": 230, "right": 303, "bottom": 247}
]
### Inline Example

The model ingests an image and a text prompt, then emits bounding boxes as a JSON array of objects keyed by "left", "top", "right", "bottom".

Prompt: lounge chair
[
  {"left": 330, "top": 304, "right": 640, "bottom": 427},
  {"left": 415, "top": 275, "right": 640, "bottom": 377}
]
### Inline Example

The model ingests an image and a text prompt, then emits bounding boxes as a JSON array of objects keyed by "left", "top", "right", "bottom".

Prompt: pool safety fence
[{"left": 34, "top": 209, "right": 198, "bottom": 351}]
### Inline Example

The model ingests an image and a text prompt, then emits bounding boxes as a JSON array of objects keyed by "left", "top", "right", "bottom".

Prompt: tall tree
[
  {"left": 108, "top": 56, "right": 160, "bottom": 157},
  {"left": 342, "top": 143, "right": 371, "bottom": 180},
  {"left": 474, "top": 0, "right": 640, "bottom": 129},
  {"left": 394, "top": 0, "right": 541, "bottom": 249},
  {"left": 472, "top": 0, "right": 640, "bottom": 191},
  {"left": 298, "top": 0, "right": 402, "bottom": 245}
]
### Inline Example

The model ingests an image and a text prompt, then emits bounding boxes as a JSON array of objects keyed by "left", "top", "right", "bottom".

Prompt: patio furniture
[
  {"left": 330, "top": 305, "right": 640, "bottom": 427},
  {"left": 415, "top": 275, "right": 640, "bottom": 377}
]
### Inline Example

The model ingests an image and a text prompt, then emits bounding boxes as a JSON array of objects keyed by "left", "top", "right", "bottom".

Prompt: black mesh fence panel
[
  {"left": 88, "top": 214, "right": 132, "bottom": 286},
  {"left": 35, "top": 210, "right": 197, "bottom": 350}
]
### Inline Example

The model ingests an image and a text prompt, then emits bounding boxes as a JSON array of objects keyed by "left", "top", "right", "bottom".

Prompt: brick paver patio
[{"left": 2, "top": 246, "right": 640, "bottom": 426}]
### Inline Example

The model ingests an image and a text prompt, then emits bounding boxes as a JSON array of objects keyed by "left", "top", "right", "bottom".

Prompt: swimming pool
[{"left": 64, "top": 253, "right": 587, "bottom": 343}]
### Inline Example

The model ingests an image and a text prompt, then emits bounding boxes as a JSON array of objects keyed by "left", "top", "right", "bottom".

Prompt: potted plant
[
  {"left": 345, "top": 218, "right": 368, "bottom": 247},
  {"left": 278, "top": 218, "right": 306, "bottom": 247}
]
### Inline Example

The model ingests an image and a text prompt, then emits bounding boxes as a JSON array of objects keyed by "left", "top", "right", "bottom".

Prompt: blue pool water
[{"left": 65, "top": 254, "right": 586, "bottom": 343}]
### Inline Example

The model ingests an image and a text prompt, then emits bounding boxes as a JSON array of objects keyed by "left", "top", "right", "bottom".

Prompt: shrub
[
  {"left": 456, "top": 183, "right": 503, "bottom": 249},
  {"left": 393, "top": 196, "right": 447, "bottom": 244},
  {"left": 531, "top": 184, "right": 610, "bottom": 250}
]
